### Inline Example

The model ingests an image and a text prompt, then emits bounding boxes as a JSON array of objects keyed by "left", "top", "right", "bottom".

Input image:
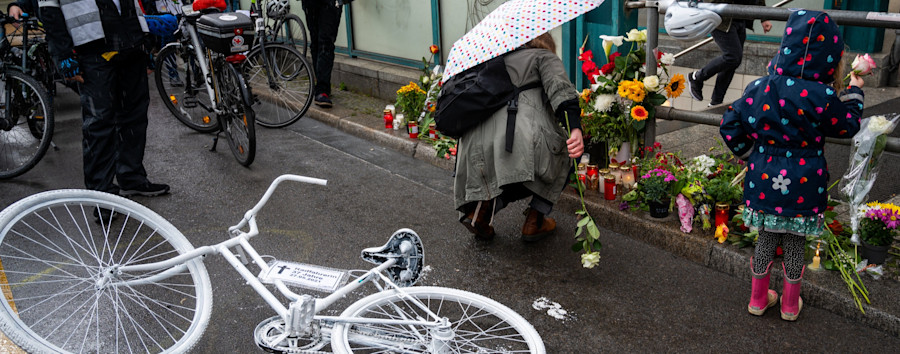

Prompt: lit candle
[{"left": 810, "top": 245, "right": 821, "bottom": 270}]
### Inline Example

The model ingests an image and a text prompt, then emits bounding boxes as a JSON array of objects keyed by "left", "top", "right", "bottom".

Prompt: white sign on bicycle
[{"left": 259, "top": 260, "right": 348, "bottom": 292}]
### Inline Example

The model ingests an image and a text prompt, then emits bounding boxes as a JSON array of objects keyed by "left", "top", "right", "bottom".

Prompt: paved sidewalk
[{"left": 303, "top": 58, "right": 900, "bottom": 337}]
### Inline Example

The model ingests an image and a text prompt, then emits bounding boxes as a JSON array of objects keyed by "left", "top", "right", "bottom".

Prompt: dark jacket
[
  {"left": 719, "top": 10, "right": 863, "bottom": 217},
  {"left": 14, "top": 0, "right": 146, "bottom": 60},
  {"left": 709, "top": 0, "right": 767, "bottom": 32}
]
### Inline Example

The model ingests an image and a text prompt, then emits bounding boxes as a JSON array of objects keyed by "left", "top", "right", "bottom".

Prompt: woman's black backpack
[{"left": 434, "top": 53, "right": 540, "bottom": 152}]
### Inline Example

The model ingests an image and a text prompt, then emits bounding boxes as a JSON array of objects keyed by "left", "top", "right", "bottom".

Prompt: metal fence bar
[
  {"left": 631, "top": 0, "right": 900, "bottom": 154},
  {"left": 655, "top": 107, "right": 900, "bottom": 153}
]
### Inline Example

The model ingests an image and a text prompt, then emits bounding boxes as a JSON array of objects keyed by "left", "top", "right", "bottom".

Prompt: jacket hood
[{"left": 768, "top": 10, "right": 843, "bottom": 83}]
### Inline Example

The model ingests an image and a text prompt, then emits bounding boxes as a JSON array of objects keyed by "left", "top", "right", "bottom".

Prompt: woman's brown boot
[
  {"left": 461, "top": 200, "right": 495, "bottom": 240},
  {"left": 522, "top": 208, "right": 555, "bottom": 242}
]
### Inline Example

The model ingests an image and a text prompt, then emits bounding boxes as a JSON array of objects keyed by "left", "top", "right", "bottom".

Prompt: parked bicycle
[
  {"left": 242, "top": 0, "right": 315, "bottom": 128},
  {"left": 154, "top": 6, "right": 257, "bottom": 166},
  {"left": 0, "top": 174, "right": 545, "bottom": 353},
  {"left": 3, "top": 13, "right": 74, "bottom": 97},
  {"left": 0, "top": 12, "right": 54, "bottom": 179},
  {"left": 263, "top": 0, "right": 308, "bottom": 57}
]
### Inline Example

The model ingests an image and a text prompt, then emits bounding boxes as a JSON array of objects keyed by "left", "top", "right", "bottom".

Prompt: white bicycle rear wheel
[
  {"left": 0, "top": 190, "right": 213, "bottom": 353},
  {"left": 332, "top": 286, "right": 544, "bottom": 353}
]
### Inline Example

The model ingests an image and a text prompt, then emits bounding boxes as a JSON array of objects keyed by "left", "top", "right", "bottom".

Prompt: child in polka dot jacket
[{"left": 719, "top": 9, "right": 864, "bottom": 321}]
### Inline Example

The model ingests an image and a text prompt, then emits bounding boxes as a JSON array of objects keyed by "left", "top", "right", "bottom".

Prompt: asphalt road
[{"left": 1, "top": 85, "right": 898, "bottom": 352}]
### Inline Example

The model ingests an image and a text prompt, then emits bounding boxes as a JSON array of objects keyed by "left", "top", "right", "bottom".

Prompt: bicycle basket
[{"left": 196, "top": 12, "right": 256, "bottom": 54}]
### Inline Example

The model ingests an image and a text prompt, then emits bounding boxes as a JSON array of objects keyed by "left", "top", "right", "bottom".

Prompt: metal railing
[{"left": 628, "top": 0, "right": 900, "bottom": 153}]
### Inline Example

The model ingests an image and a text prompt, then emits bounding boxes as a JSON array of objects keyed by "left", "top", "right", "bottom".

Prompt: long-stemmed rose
[{"left": 844, "top": 53, "right": 876, "bottom": 83}]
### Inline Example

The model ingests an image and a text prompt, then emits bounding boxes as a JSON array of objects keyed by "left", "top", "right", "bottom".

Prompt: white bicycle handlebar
[{"left": 228, "top": 174, "right": 328, "bottom": 234}]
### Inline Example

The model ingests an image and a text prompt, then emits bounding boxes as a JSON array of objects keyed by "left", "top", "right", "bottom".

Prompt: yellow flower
[
  {"left": 397, "top": 82, "right": 425, "bottom": 96},
  {"left": 580, "top": 88, "right": 592, "bottom": 102},
  {"left": 631, "top": 105, "right": 649, "bottom": 121},
  {"left": 617, "top": 79, "right": 645, "bottom": 102},
  {"left": 666, "top": 74, "right": 686, "bottom": 99},
  {"left": 715, "top": 224, "right": 729, "bottom": 243}
]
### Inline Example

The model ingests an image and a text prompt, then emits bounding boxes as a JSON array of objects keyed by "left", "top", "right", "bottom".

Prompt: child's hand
[{"left": 849, "top": 72, "right": 865, "bottom": 88}]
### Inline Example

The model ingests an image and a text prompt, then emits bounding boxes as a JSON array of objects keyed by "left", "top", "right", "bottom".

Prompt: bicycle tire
[
  {"left": 0, "top": 69, "right": 54, "bottom": 179},
  {"left": 274, "top": 14, "right": 307, "bottom": 58},
  {"left": 332, "top": 286, "right": 546, "bottom": 353},
  {"left": 0, "top": 189, "right": 213, "bottom": 353},
  {"left": 217, "top": 61, "right": 256, "bottom": 166},
  {"left": 244, "top": 43, "right": 314, "bottom": 129},
  {"left": 154, "top": 43, "right": 218, "bottom": 133}
]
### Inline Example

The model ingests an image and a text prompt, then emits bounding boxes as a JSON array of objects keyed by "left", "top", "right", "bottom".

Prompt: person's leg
[
  {"left": 300, "top": 0, "right": 321, "bottom": 72},
  {"left": 78, "top": 53, "right": 119, "bottom": 194},
  {"left": 522, "top": 194, "right": 555, "bottom": 242},
  {"left": 780, "top": 234, "right": 806, "bottom": 321},
  {"left": 311, "top": 2, "right": 341, "bottom": 100},
  {"left": 708, "top": 21, "right": 745, "bottom": 105},
  {"left": 749, "top": 230, "right": 779, "bottom": 315},
  {"left": 114, "top": 48, "right": 169, "bottom": 196}
]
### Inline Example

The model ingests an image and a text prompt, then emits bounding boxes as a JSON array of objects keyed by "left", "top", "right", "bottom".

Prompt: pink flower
[
  {"left": 851, "top": 53, "right": 876, "bottom": 76},
  {"left": 881, "top": 208, "right": 900, "bottom": 229}
]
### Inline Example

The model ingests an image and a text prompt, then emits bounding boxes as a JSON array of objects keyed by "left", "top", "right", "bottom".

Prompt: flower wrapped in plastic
[{"left": 839, "top": 113, "right": 899, "bottom": 244}]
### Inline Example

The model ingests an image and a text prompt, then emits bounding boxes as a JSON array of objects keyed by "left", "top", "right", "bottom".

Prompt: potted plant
[
  {"left": 857, "top": 202, "right": 899, "bottom": 264},
  {"left": 640, "top": 168, "right": 677, "bottom": 218}
]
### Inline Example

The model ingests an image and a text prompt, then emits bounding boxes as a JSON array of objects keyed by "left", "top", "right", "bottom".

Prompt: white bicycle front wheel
[
  {"left": 0, "top": 190, "right": 213, "bottom": 353},
  {"left": 332, "top": 286, "right": 545, "bottom": 353}
]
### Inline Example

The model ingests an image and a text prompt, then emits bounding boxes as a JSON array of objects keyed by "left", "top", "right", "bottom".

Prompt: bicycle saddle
[{"left": 361, "top": 228, "right": 424, "bottom": 287}]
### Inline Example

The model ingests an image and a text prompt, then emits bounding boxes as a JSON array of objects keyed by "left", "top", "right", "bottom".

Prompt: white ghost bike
[{"left": 0, "top": 174, "right": 544, "bottom": 353}]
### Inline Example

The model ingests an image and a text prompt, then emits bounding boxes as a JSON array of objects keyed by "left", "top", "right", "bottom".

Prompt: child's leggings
[{"left": 752, "top": 230, "right": 805, "bottom": 279}]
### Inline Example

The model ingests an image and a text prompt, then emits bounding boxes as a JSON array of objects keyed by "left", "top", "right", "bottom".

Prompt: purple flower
[
  {"left": 619, "top": 201, "right": 630, "bottom": 210},
  {"left": 881, "top": 208, "right": 900, "bottom": 229}
]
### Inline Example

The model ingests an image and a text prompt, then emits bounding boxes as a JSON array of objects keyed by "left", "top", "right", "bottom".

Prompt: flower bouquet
[
  {"left": 840, "top": 114, "right": 899, "bottom": 244},
  {"left": 577, "top": 29, "right": 685, "bottom": 160}
]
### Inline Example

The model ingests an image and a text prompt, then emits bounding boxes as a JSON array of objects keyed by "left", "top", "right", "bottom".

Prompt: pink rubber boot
[
  {"left": 748, "top": 258, "right": 778, "bottom": 316},
  {"left": 780, "top": 263, "right": 804, "bottom": 321}
]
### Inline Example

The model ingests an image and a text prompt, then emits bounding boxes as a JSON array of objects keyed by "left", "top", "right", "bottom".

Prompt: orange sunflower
[
  {"left": 631, "top": 105, "right": 649, "bottom": 121},
  {"left": 666, "top": 73, "right": 686, "bottom": 99}
]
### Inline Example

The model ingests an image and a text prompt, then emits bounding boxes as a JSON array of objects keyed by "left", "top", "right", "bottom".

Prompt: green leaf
[
  {"left": 577, "top": 216, "right": 591, "bottom": 227},
  {"left": 575, "top": 225, "right": 584, "bottom": 238},
  {"left": 646, "top": 93, "right": 667, "bottom": 106},
  {"left": 632, "top": 119, "right": 646, "bottom": 132},
  {"left": 823, "top": 260, "right": 837, "bottom": 271},
  {"left": 592, "top": 239, "right": 603, "bottom": 250},
  {"left": 571, "top": 242, "right": 584, "bottom": 252},
  {"left": 587, "top": 222, "right": 600, "bottom": 238}
]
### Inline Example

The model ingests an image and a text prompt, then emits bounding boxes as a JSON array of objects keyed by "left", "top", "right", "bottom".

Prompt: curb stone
[{"left": 301, "top": 99, "right": 900, "bottom": 338}]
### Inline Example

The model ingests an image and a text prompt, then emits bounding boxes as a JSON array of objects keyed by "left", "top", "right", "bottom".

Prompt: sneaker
[
  {"left": 688, "top": 71, "right": 703, "bottom": 101},
  {"left": 120, "top": 182, "right": 170, "bottom": 197},
  {"left": 314, "top": 93, "right": 333, "bottom": 108},
  {"left": 93, "top": 207, "right": 117, "bottom": 224}
]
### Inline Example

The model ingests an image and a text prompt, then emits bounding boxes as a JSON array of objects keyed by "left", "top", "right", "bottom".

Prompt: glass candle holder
[
  {"left": 715, "top": 202, "right": 729, "bottom": 227},
  {"left": 383, "top": 109, "right": 394, "bottom": 129},
  {"left": 608, "top": 162, "right": 621, "bottom": 185}
]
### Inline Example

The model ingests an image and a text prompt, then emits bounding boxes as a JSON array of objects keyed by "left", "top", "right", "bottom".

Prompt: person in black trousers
[
  {"left": 688, "top": 0, "right": 772, "bottom": 106},
  {"left": 9, "top": 0, "right": 170, "bottom": 201},
  {"left": 301, "top": 0, "right": 343, "bottom": 108}
]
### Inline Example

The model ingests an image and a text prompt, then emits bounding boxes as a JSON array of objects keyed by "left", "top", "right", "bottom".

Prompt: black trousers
[
  {"left": 696, "top": 21, "right": 746, "bottom": 104},
  {"left": 301, "top": 0, "right": 342, "bottom": 96},
  {"left": 78, "top": 48, "right": 150, "bottom": 193}
]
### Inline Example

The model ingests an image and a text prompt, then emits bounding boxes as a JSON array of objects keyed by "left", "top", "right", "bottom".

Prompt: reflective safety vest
[{"left": 39, "top": 0, "right": 148, "bottom": 46}]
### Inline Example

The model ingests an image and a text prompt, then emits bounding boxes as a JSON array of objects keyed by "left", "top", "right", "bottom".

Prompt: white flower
[
  {"left": 625, "top": 28, "right": 647, "bottom": 42},
  {"left": 598, "top": 35, "right": 625, "bottom": 57},
  {"left": 690, "top": 155, "right": 715, "bottom": 175},
  {"left": 771, "top": 174, "right": 791, "bottom": 193},
  {"left": 581, "top": 252, "right": 601, "bottom": 268},
  {"left": 660, "top": 52, "right": 675, "bottom": 66},
  {"left": 867, "top": 115, "right": 895, "bottom": 135},
  {"left": 593, "top": 94, "right": 616, "bottom": 113},
  {"left": 642, "top": 75, "right": 660, "bottom": 90}
]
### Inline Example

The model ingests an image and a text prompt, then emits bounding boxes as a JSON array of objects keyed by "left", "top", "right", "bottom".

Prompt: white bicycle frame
[{"left": 109, "top": 175, "right": 447, "bottom": 349}]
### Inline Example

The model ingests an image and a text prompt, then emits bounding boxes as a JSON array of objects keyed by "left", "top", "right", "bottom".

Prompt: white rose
[
  {"left": 593, "top": 94, "right": 617, "bottom": 113},
  {"left": 660, "top": 52, "right": 675, "bottom": 66},
  {"left": 643, "top": 75, "right": 660, "bottom": 90},
  {"left": 625, "top": 29, "right": 648, "bottom": 42},
  {"left": 867, "top": 115, "right": 895, "bottom": 135},
  {"left": 581, "top": 252, "right": 601, "bottom": 269}
]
